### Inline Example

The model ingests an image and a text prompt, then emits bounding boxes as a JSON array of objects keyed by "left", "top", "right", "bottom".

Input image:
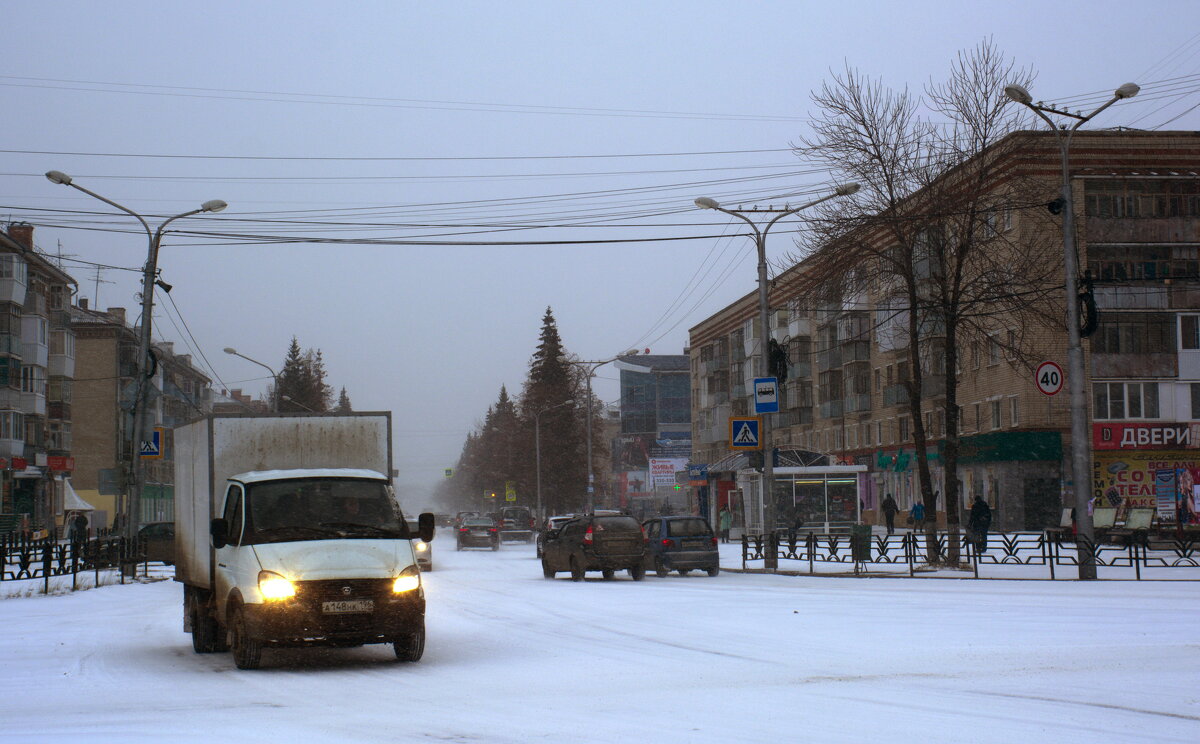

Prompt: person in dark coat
[
  {"left": 968, "top": 495, "right": 992, "bottom": 552},
  {"left": 881, "top": 493, "right": 899, "bottom": 535}
]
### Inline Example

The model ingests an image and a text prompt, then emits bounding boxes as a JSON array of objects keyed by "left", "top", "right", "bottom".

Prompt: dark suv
[
  {"left": 642, "top": 516, "right": 719, "bottom": 577},
  {"left": 541, "top": 514, "right": 646, "bottom": 581}
]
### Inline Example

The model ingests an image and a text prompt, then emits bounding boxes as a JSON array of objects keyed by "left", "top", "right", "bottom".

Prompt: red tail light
[
  {"left": 583, "top": 525, "right": 593, "bottom": 545},
  {"left": 661, "top": 538, "right": 675, "bottom": 548},
  {"left": 459, "top": 527, "right": 468, "bottom": 533},
  {"left": 488, "top": 527, "right": 497, "bottom": 533},
  {"left": 711, "top": 536, "right": 718, "bottom": 547}
]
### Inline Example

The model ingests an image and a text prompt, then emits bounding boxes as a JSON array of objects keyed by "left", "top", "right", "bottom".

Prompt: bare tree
[{"left": 792, "top": 40, "right": 1059, "bottom": 563}]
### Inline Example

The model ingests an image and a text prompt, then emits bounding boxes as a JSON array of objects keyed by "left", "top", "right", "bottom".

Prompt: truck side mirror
[
  {"left": 210, "top": 518, "right": 228, "bottom": 549},
  {"left": 418, "top": 512, "right": 436, "bottom": 543}
]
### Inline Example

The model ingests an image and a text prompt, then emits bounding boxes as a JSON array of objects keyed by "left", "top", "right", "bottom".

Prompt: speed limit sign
[{"left": 1035, "top": 361, "right": 1064, "bottom": 396}]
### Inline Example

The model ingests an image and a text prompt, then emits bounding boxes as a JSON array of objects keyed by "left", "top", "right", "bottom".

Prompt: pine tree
[
  {"left": 276, "top": 337, "right": 333, "bottom": 412},
  {"left": 334, "top": 387, "right": 352, "bottom": 413},
  {"left": 520, "top": 308, "right": 585, "bottom": 515}
]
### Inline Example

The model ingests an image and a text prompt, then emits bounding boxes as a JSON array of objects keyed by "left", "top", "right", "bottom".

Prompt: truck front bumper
[{"left": 243, "top": 580, "right": 424, "bottom": 647}]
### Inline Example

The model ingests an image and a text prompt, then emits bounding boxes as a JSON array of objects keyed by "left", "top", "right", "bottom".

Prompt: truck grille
[{"left": 296, "top": 578, "right": 392, "bottom": 603}]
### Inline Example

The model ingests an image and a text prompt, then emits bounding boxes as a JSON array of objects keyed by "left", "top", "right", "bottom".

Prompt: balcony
[
  {"left": 48, "top": 353, "right": 74, "bottom": 378},
  {"left": 788, "top": 361, "right": 812, "bottom": 380},
  {"left": 1093, "top": 286, "right": 1168, "bottom": 310},
  {"left": 844, "top": 393, "right": 872, "bottom": 413},
  {"left": 776, "top": 407, "right": 813, "bottom": 427},
  {"left": 819, "top": 399, "right": 844, "bottom": 419},
  {"left": 883, "top": 384, "right": 909, "bottom": 407},
  {"left": 20, "top": 392, "right": 46, "bottom": 417},
  {"left": 48, "top": 401, "right": 71, "bottom": 420},
  {"left": 841, "top": 340, "right": 871, "bottom": 364},
  {"left": 788, "top": 315, "right": 812, "bottom": 338},
  {"left": 1091, "top": 353, "right": 1177, "bottom": 378},
  {"left": 816, "top": 347, "right": 842, "bottom": 372},
  {"left": 922, "top": 374, "right": 946, "bottom": 398}
]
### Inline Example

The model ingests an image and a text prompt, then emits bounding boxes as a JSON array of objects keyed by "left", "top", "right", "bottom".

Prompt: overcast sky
[{"left": 3, "top": 1, "right": 1198, "bottom": 501}]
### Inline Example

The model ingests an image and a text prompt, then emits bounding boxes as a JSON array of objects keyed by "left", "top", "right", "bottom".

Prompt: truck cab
[{"left": 201, "top": 468, "right": 433, "bottom": 669}]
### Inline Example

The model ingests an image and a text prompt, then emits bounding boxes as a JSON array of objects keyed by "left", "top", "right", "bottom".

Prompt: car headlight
[
  {"left": 415, "top": 541, "right": 429, "bottom": 553},
  {"left": 258, "top": 570, "right": 296, "bottom": 601},
  {"left": 393, "top": 565, "right": 421, "bottom": 593}
]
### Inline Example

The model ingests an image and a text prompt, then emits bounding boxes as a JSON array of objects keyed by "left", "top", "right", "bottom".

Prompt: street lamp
[
  {"left": 534, "top": 400, "right": 573, "bottom": 522},
  {"left": 46, "top": 170, "right": 225, "bottom": 541},
  {"left": 695, "top": 183, "right": 859, "bottom": 570},
  {"left": 1004, "top": 81, "right": 1139, "bottom": 580},
  {"left": 280, "top": 395, "right": 315, "bottom": 413},
  {"left": 223, "top": 347, "right": 280, "bottom": 412},
  {"left": 574, "top": 350, "right": 640, "bottom": 513}
]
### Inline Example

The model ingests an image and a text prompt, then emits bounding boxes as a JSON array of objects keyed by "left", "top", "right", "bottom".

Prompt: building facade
[
  {"left": 0, "top": 223, "right": 77, "bottom": 536},
  {"left": 689, "top": 131, "right": 1200, "bottom": 534},
  {"left": 610, "top": 354, "right": 692, "bottom": 517},
  {"left": 71, "top": 302, "right": 212, "bottom": 528}
]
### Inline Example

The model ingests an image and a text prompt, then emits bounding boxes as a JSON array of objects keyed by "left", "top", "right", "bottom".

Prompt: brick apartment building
[{"left": 689, "top": 131, "right": 1200, "bottom": 534}]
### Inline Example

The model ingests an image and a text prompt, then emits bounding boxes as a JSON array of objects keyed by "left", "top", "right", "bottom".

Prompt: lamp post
[
  {"left": 223, "top": 347, "right": 280, "bottom": 412},
  {"left": 534, "top": 400, "right": 573, "bottom": 522},
  {"left": 46, "top": 171, "right": 225, "bottom": 541},
  {"left": 1004, "top": 82, "right": 1139, "bottom": 580},
  {"left": 695, "top": 183, "right": 859, "bottom": 570},
  {"left": 574, "top": 350, "right": 639, "bottom": 513},
  {"left": 280, "top": 395, "right": 315, "bottom": 413}
]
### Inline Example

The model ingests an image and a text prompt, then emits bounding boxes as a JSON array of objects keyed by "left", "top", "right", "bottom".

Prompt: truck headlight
[
  {"left": 393, "top": 565, "right": 421, "bottom": 593},
  {"left": 258, "top": 570, "right": 296, "bottom": 601},
  {"left": 415, "top": 541, "right": 429, "bottom": 553}
]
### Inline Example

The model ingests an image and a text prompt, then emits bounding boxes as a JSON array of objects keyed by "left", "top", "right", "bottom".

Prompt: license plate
[
  {"left": 322, "top": 599, "right": 374, "bottom": 614},
  {"left": 683, "top": 539, "right": 710, "bottom": 549}
]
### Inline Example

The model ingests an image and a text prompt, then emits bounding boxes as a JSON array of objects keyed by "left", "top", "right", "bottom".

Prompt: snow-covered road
[{"left": 2, "top": 536, "right": 1198, "bottom": 743}]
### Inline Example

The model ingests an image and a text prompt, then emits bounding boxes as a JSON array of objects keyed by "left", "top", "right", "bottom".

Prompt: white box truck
[{"left": 174, "top": 412, "right": 434, "bottom": 669}]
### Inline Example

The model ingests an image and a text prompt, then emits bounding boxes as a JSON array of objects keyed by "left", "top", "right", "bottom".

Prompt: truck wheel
[
  {"left": 707, "top": 566, "right": 720, "bottom": 577},
  {"left": 230, "top": 607, "right": 262, "bottom": 670},
  {"left": 569, "top": 557, "right": 584, "bottom": 582},
  {"left": 393, "top": 627, "right": 425, "bottom": 662},
  {"left": 602, "top": 569, "right": 615, "bottom": 580},
  {"left": 541, "top": 559, "right": 555, "bottom": 579},
  {"left": 677, "top": 568, "right": 690, "bottom": 576},
  {"left": 630, "top": 564, "right": 646, "bottom": 581},
  {"left": 655, "top": 559, "right": 669, "bottom": 578},
  {"left": 188, "top": 591, "right": 224, "bottom": 654}
]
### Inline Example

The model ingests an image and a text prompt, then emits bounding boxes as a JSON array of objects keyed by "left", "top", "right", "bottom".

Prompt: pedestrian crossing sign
[
  {"left": 729, "top": 417, "right": 762, "bottom": 450},
  {"left": 139, "top": 428, "right": 164, "bottom": 460}
]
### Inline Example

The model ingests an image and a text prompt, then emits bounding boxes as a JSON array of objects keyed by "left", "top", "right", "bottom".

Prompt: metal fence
[
  {"left": 741, "top": 530, "right": 1200, "bottom": 580},
  {"left": 0, "top": 533, "right": 156, "bottom": 593}
]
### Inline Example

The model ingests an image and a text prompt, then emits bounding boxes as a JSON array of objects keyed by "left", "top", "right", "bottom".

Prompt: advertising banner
[
  {"left": 1093, "top": 450, "right": 1200, "bottom": 515},
  {"left": 649, "top": 458, "right": 687, "bottom": 488}
]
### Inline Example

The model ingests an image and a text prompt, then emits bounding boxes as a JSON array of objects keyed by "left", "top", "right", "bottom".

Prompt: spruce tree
[{"left": 520, "top": 308, "right": 584, "bottom": 515}]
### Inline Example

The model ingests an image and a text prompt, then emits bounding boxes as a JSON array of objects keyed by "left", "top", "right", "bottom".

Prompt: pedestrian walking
[
  {"left": 881, "top": 493, "right": 899, "bottom": 535},
  {"left": 909, "top": 501, "right": 925, "bottom": 531},
  {"left": 967, "top": 495, "right": 992, "bottom": 552},
  {"left": 718, "top": 505, "right": 732, "bottom": 543}
]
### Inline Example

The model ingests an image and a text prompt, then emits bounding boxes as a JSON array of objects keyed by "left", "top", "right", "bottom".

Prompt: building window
[
  {"left": 1010, "top": 397, "right": 1019, "bottom": 427},
  {"left": 48, "top": 421, "right": 71, "bottom": 451},
  {"left": 0, "top": 411, "right": 24, "bottom": 440},
  {"left": 974, "top": 403, "right": 981, "bottom": 432},
  {"left": 1192, "top": 383, "right": 1200, "bottom": 419},
  {"left": 991, "top": 400, "right": 1002, "bottom": 430},
  {"left": 987, "top": 335, "right": 1001, "bottom": 365},
  {"left": 899, "top": 416, "right": 910, "bottom": 443},
  {"left": 1182, "top": 315, "right": 1199, "bottom": 350},
  {"left": 1094, "top": 382, "right": 1160, "bottom": 420}
]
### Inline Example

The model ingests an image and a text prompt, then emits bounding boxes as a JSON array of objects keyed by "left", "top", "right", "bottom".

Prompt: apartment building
[
  {"left": 690, "top": 131, "right": 1200, "bottom": 533},
  {"left": 0, "top": 223, "right": 77, "bottom": 536},
  {"left": 71, "top": 301, "right": 212, "bottom": 527}
]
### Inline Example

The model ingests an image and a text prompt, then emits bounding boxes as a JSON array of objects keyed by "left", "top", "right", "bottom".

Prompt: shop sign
[
  {"left": 1093, "top": 422, "right": 1198, "bottom": 451},
  {"left": 1093, "top": 450, "right": 1200, "bottom": 512},
  {"left": 48, "top": 456, "right": 74, "bottom": 472},
  {"left": 11, "top": 457, "right": 27, "bottom": 470}
]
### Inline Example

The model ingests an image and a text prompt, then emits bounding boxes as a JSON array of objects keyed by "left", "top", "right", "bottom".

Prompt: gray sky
[{"left": 3, "top": 1, "right": 1198, "bottom": 500}]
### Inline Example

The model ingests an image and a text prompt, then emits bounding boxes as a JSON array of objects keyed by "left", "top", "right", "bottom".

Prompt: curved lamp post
[
  {"left": 1003, "top": 82, "right": 1138, "bottom": 580},
  {"left": 573, "top": 350, "right": 640, "bottom": 512},
  {"left": 223, "top": 347, "right": 280, "bottom": 412},
  {"left": 695, "top": 183, "right": 859, "bottom": 569},
  {"left": 46, "top": 170, "right": 225, "bottom": 541}
]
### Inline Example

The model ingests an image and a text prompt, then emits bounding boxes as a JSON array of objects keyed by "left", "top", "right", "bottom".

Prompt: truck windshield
[{"left": 244, "top": 478, "right": 408, "bottom": 544}]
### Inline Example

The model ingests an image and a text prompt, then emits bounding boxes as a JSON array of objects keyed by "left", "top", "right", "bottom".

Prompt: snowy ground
[{"left": 1, "top": 534, "right": 1198, "bottom": 743}]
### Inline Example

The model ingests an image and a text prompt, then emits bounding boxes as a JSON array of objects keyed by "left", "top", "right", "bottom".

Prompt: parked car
[
  {"left": 137, "top": 521, "right": 175, "bottom": 565},
  {"left": 541, "top": 514, "right": 645, "bottom": 581},
  {"left": 641, "top": 516, "right": 719, "bottom": 577},
  {"left": 457, "top": 517, "right": 500, "bottom": 551},
  {"left": 498, "top": 506, "right": 535, "bottom": 543},
  {"left": 536, "top": 514, "right": 575, "bottom": 559}
]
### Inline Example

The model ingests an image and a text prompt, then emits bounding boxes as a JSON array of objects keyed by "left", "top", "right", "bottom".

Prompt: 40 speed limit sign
[{"left": 1035, "top": 361, "right": 1064, "bottom": 396}]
